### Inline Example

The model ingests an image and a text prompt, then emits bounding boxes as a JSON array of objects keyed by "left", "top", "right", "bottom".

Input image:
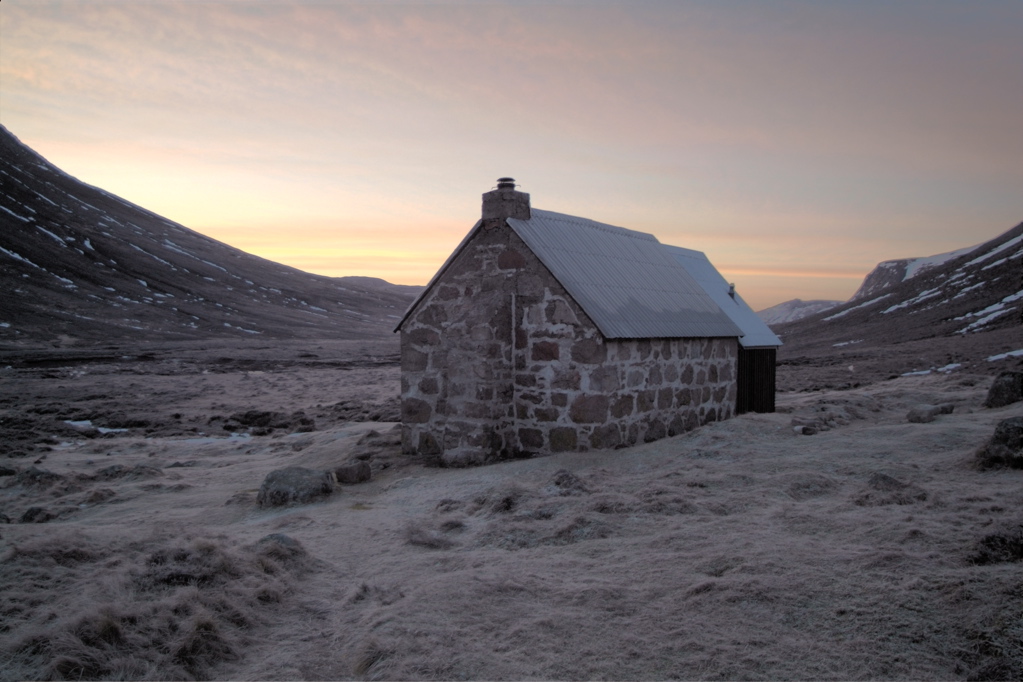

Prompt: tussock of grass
[
  {"left": 350, "top": 637, "right": 390, "bottom": 676},
  {"left": 0, "top": 530, "right": 312, "bottom": 680},
  {"left": 404, "top": 522, "right": 456, "bottom": 550}
]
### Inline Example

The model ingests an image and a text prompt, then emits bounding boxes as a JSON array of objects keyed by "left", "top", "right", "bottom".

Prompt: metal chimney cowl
[{"left": 482, "top": 177, "right": 531, "bottom": 222}]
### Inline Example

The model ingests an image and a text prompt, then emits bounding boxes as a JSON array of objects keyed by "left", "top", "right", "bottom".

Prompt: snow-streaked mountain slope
[
  {"left": 756, "top": 299, "right": 842, "bottom": 325},
  {"left": 0, "top": 126, "right": 419, "bottom": 346},
  {"left": 760, "top": 243, "right": 983, "bottom": 326},
  {"left": 850, "top": 244, "right": 981, "bottom": 301},
  {"left": 772, "top": 221, "right": 1023, "bottom": 384}
]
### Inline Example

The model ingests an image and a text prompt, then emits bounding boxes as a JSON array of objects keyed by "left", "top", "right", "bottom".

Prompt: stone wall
[{"left": 399, "top": 220, "right": 737, "bottom": 465}]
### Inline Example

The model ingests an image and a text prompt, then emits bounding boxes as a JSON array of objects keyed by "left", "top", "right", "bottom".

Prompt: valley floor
[{"left": 1, "top": 344, "right": 1021, "bottom": 680}]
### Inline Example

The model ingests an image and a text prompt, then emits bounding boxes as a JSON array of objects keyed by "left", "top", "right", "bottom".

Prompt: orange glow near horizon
[{"left": 2, "top": 1, "right": 1020, "bottom": 310}]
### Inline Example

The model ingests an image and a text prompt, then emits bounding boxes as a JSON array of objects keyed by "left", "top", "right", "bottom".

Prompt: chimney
[{"left": 482, "top": 177, "right": 530, "bottom": 222}]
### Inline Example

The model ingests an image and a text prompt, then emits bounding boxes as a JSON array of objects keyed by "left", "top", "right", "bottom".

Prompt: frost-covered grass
[
  {"left": 0, "top": 531, "right": 313, "bottom": 681},
  {"left": 1, "top": 370, "right": 1020, "bottom": 680}
]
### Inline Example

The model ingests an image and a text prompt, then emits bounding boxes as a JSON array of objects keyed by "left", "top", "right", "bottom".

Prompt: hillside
[
  {"left": 757, "top": 244, "right": 986, "bottom": 325},
  {"left": 0, "top": 126, "right": 418, "bottom": 347},
  {"left": 772, "top": 222, "right": 1023, "bottom": 389},
  {"left": 757, "top": 299, "right": 842, "bottom": 325},
  {"left": 850, "top": 244, "right": 981, "bottom": 301}
]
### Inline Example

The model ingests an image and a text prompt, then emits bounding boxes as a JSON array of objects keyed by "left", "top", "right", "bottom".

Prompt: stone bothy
[{"left": 395, "top": 179, "right": 780, "bottom": 465}]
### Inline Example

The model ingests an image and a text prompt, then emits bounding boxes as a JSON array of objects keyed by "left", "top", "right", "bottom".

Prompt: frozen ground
[{"left": 1, "top": 343, "right": 1021, "bottom": 680}]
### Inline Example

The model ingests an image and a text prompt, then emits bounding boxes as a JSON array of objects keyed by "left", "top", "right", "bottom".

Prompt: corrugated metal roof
[
  {"left": 508, "top": 210, "right": 742, "bottom": 339},
  {"left": 663, "top": 244, "right": 782, "bottom": 348}
]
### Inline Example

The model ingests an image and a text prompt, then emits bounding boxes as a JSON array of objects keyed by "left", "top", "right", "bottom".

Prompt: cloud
[{"left": 2, "top": 1, "right": 1020, "bottom": 309}]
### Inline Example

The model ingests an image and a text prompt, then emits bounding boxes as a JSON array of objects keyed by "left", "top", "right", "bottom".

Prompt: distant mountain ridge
[
  {"left": 0, "top": 126, "right": 420, "bottom": 346},
  {"left": 770, "top": 221, "right": 1023, "bottom": 384},
  {"left": 757, "top": 299, "right": 842, "bottom": 325},
  {"left": 758, "top": 241, "right": 994, "bottom": 325},
  {"left": 849, "top": 244, "right": 980, "bottom": 302}
]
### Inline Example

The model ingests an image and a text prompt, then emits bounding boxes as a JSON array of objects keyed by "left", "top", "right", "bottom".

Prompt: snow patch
[
  {"left": 962, "top": 234, "right": 1023, "bottom": 268},
  {"left": 981, "top": 247, "right": 1023, "bottom": 271},
  {"left": 0, "top": 205, "right": 32, "bottom": 222},
  {"left": 63, "top": 419, "right": 126, "bottom": 433},
  {"left": 903, "top": 245, "right": 977, "bottom": 280},
  {"left": 36, "top": 225, "right": 67, "bottom": 245},
  {"left": 129, "top": 243, "right": 174, "bottom": 267},
  {"left": 956, "top": 309, "right": 1014, "bottom": 334},
  {"left": 30, "top": 188, "right": 59, "bottom": 207},
  {"left": 823, "top": 295, "right": 892, "bottom": 321},
  {"left": 70, "top": 195, "right": 103, "bottom": 213},
  {"left": 223, "top": 323, "right": 262, "bottom": 334},
  {"left": 0, "top": 246, "right": 44, "bottom": 269},
  {"left": 987, "top": 349, "right": 1023, "bottom": 362},
  {"left": 952, "top": 281, "right": 988, "bottom": 299},
  {"left": 882, "top": 288, "right": 942, "bottom": 314}
]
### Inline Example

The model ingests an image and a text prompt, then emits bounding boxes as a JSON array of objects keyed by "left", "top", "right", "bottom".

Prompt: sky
[{"left": 1, "top": 0, "right": 1021, "bottom": 311}]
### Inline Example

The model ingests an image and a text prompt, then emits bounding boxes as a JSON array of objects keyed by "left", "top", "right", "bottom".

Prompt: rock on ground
[
  {"left": 256, "top": 467, "right": 334, "bottom": 508},
  {"left": 334, "top": 460, "right": 372, "bottom": 485},
  {"left": 984, "top": 371, "right": 1023, "bottom": 408},
  {"left": 975, "top": 416, "right": 1023, "bottom": 470},
  {"left": 906, "top": 403, "right": 954, "bottom": 423}
]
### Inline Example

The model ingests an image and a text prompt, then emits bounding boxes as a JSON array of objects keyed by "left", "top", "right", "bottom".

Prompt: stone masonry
[{"left": 399, "top": 203, "right": 737, "bottom": 465}]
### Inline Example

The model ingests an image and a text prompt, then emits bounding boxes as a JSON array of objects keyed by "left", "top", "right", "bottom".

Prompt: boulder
[
  {"left": 334, "top": 460, "right": 372, "bottom": 485},
  {"left": 256, "top": 467, "right": 334, "bottom": 508},
  {"left": 969, "top": 525, "right": 1023, "bottom": 565},
  {"left": 83, "top": 488, "right": 116, "bottom": 505},
  {"left": 14, "top": 467, "right": 62, "bottom": 487},
  {"left": 974, "top": 416, "right": 1023, "bottom": 470},
  {"left": 984, "top": 371, "right": 1023, "bottom": 408},
  {"left": 223, "top": 410, "right": 316, "bottom": 435},
  {"left": 906, "top": 403, "right": 955, "bottom": 423},
  {"left": 791, "top": 415, "right": 830, "bottom": 433},
  {"left": 19, "top": 506, "right": 56, "bottom": 523},
  {"left": 94, "top": 464, "right": 163, "bottom": 480}
]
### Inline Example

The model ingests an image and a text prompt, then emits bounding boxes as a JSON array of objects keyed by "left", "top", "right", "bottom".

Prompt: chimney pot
[{"left": 482, "top": 177, "right": 531, "bottom": 222}]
